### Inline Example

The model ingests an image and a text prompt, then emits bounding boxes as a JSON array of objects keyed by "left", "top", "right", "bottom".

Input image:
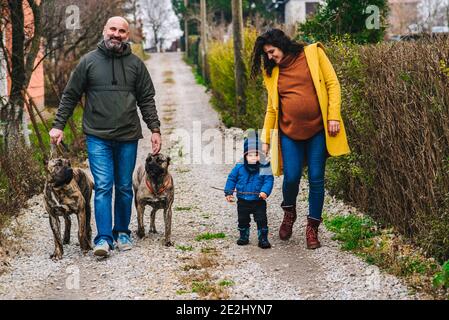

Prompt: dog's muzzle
[
  {"left": 146, "top": 163, "right": 165, "bottom": 177},
  {"left": 53, "top": 167, "right": 73, "bottom": 187}
]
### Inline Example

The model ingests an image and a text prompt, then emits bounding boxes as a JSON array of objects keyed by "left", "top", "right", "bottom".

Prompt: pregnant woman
[{"left": 250, "top": 29, "right": 350, "bottom": 249}]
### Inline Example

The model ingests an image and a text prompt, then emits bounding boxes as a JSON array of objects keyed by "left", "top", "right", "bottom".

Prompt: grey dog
[{"left": 133, "top": 153, "right": 174, "bottom": 246}]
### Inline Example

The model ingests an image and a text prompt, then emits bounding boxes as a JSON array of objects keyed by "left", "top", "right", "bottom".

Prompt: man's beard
[{"left": 104, "top": 36, "right": 124, "bottom": 52}]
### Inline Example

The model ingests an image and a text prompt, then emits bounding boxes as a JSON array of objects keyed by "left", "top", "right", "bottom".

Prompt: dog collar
[{"left": 145, "top": 175, "right": 171, "bottom": 195}]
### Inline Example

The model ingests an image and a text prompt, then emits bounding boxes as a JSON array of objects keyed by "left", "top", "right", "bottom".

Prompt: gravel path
[{"left": 0, "top": 52, "right": 420, "bottom": 300}]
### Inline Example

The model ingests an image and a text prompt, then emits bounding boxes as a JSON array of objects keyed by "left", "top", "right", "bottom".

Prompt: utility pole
[
  {"left": 200, "top": 0, "right": 207, "bottom": 80},
  {"left": 232, "top": 0, "right": 246, "bottom": 115},
  {"left": 184, "top": 0, "right": 188, "bottom": 54}
]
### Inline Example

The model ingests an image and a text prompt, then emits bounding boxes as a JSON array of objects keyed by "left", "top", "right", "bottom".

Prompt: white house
[
  {"left": 283, "top": 0, "right": 325, "bottom": 26},
  {"left": 267, "top": 0, "right": 324, "bottom": 26}
]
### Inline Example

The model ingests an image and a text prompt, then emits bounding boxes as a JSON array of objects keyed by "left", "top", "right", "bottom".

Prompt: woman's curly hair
[{"left": 250, "top": 28, "right": 305, "bottom": 79}]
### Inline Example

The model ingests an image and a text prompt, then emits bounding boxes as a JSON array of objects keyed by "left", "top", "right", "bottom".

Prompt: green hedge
[
  {"left": 207, "top": 29, "right": 266, "bottom": 129},
  {"left": 205, "top": 31, "right": 449, "bottom": 262}
]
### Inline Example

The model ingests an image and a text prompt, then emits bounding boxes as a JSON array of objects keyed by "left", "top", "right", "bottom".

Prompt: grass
[
  {"left": 324, "top": 214, "right": 380, "bottom": 251},
  {"left": 433, "top": 261, "right": 449, "bottom": 290},
  {"left": 177, "top": 244, "right": 231, "bottom": 299},
  {"left": 176, "top": 245, "right": 193, "bottom": 252},
  {"left": 175, "top": 206, "right": 193, "bottom": 211},
  {"left": 183, "top": 55, "right": 208, "bottom": 88},
  {"left": 218, "top": 279, "right": 235, "bottom": 287},
  {"left": 201, "top": 247, "right": 218, "bottom": 255},
  {"left": 176, "top": 289, "right": 189, "bottom": 295},
  {"left": 195, "top": 232, "right": 226, "bottom": 241},
  {"left": 164, "top": 77, "right": 175, "bottom": 84},
  {"left": 324, "top": 213, "right": 448, "bottom": 299},
  {"left": 193, "top": 71, "right": 207, "bottom": 87}
]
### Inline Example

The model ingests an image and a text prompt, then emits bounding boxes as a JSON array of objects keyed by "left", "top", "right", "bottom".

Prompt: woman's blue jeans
[
  {"left": 86, "top": 135, "right": 138, "bottom": 248},
  {"left": 280, "top": 130, "right": 326, "bottom": 221}
]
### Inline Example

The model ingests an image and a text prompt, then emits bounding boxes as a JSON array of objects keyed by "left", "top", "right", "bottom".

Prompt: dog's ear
[{"left": 166, "top": 156, "right": 171, "bottom": 166}]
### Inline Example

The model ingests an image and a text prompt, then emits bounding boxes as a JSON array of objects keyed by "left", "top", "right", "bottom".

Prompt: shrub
[
  {"left": 325, "top": 37, "right": 449, "bottom": 262},
  {"left": 297, "top": 0, "right": 389, "bottom": 44},
  {"left": 207, "top": 28, "right": 266, "bottom": 129},
  {"left": 0, "top": 143, "right": 44, "bottom": 227}
]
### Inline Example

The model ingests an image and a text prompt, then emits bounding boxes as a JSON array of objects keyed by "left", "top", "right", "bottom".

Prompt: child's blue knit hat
[{"left": 243, "top": 130, "right": 261, "bottom": 155}]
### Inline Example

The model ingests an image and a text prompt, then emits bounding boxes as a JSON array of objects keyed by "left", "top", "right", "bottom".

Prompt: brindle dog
[
  {"left": 44, "top": 158, "right": 93, "bottom": 259},
  {"left": 133, "top": 153, "right": 174, "bottom": 246}
]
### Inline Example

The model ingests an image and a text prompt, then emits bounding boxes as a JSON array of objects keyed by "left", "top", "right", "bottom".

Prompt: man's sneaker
[
  {"left": 93, "top": 239, "right": 110, "bottom": 257},
  {"left": 116, "top": 233, "right": 132, "bottom": 251}
]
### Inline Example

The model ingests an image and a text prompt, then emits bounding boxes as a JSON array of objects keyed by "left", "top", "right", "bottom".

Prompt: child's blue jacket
[{"left": 224, "top": 162, "right": 274, "bottom": 201}]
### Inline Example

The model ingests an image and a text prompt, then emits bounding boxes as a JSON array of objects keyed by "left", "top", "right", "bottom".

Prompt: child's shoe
[
  {"left": 257, "top": 227, "right": 271, "bottom": 249},
  {"left": 237, "top": 227, "right": 250, "bottom": 245}
]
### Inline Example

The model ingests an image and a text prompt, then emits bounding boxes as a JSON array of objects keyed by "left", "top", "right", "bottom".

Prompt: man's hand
[
  {"left": 262, "top": 143, "right": 269, "bottom": 156},
  {"left": 259, "top": 192, "right": 268, "bottom": 200},
  {"left": 49, "top": 128, "right": 64, "bottom": 145},
  {"left": 225, "top": 195, "right": 235, "bottom": 203},
  {"left": 328, "top": 120, "right": 340, "bottom": 137},
  {"left": 151, "top": 132, "right": 161, "bottom": 155}
]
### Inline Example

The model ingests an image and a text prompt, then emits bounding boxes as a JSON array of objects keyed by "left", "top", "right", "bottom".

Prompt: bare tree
[
  {"left": 388, "top": 1, "right": 421, "bottom": 35},
  {"left": 41, "top": 0, "right": 126, "bottom": 98},
  {"left": 0, "top": 0, "right": 128, "bottom": 154},
  {"left": 140, "top": 0, "right": 181, "bottom": 52},
  {"left": 123, "top": 0, "right": 145, "bottom": 43},
  {"left": 0, "top": 0, "right": 42, "bottom": 153},
  {"left": 418, "top": 0, "right": 449, "bottom": 32}
]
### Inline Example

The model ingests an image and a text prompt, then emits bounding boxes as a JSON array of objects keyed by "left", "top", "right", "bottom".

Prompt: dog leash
[
  {"left": 49, "top": 142, "right": 69, "bottom": 159},
  {"left": 210, "top": 186, "right": 260, "bottom": 195}
]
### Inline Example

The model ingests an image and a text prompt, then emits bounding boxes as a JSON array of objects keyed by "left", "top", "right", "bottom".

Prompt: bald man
[{"left": 49, "top": 16, "right": 161, "bottom": 257}]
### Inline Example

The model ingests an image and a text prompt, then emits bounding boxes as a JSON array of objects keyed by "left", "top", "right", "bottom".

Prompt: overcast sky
[{"left": 138, "top": 0, "right": 183, "bottom": 50}]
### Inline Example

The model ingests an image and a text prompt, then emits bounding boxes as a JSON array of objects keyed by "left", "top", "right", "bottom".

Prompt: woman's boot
[
  {"left": 237, "top": 227, "right": 250, "bottom": 245},
  {"left": 257, "top": 227, "right": 271, "bottom": 249},
  {"left": 279, "top": 203, "right": 297, "bottom": 240},
  {"left": 306, "top": 217, "right": 322, "bottom": 249}
]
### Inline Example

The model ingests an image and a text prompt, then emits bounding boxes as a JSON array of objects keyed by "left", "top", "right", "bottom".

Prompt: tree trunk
[
  {"left": 232, "top": 0, "right": 246, "bottom": 116},
  {"left": 184, "top": 0, "right": 189, "bottom": 53},
  {"left": 3, "top": 0, "right": 26, "bottom": 153},
  {"left": 2, "top": 0, "right": 42, "bottom": 153},
  {"left": 200, "top": 0, "right": 208, "bottom": 80}
]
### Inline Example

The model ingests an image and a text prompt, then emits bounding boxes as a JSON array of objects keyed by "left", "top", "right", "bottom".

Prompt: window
[{"left": 305, "top": 2, "right": 320, "bottom": 17}]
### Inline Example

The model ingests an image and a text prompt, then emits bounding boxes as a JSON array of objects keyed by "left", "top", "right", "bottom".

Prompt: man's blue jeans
[
  {"left": 86, "top": 135, "right": 138, "bottom": 248},
  {"left": 280, "top": 130, "right": 326, "bottom": 221}
]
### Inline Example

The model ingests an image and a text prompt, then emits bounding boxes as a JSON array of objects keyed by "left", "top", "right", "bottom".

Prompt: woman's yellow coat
[{"left": 261, "top": 42, "right": 350, "bottom": 176}]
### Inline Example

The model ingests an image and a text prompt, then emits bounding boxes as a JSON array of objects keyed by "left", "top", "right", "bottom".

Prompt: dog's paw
[
  {"left": 82, "top": 243, "right": 93, "bottom": 251},
  {"left": 137, "top": 228, "right": 146, "bottom": 239},
  {"left": 50, "top": 252, "right": 63, "bottom": 260},
  {"left": 164, "top": 240, "right": 174, "bottom": 247}
]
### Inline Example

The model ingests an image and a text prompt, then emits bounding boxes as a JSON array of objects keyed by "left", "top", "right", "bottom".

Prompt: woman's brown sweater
[{"left": 278, "top": 51, "right": 323, "bottom": 140}]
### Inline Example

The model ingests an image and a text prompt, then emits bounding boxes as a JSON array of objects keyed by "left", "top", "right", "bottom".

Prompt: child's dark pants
[{"left": 237, "top": 199, "right": 268, "bottom": 229}]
